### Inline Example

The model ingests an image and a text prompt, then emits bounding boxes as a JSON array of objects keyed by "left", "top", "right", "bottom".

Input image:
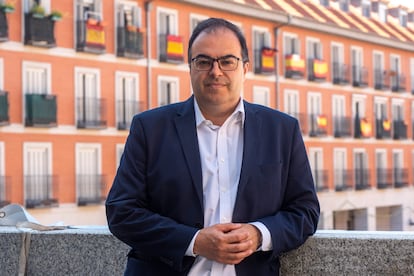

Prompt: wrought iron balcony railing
[
  {"left": 313, "top": 170, "right": 329, "bottom": 192},
  {"left": 333, "top": 170, "right": 353, "bottom": 191},
  {"left": 117, "top": 26, "right": 144, "bottom": 59},
  {"left": 159, "top": 34, "right": 184, "bottom": 64},
  {"left": 77, "top": 174, "right": 106, "bottom": 206},
  {"left": 394, "top": 168, "right": 408, "bottom": 188},
  {"left": 309, "top": 114, "right": 328, "bottom": 137},
  {"left": 375, "top": 118, "right": 391, "bottom": 139},
  {"left": 0, "top": 9, "right": 9, "bottom": 41},
  {"left": 116, "top": 100, "right": 144, "bottom": 130},
  {"left": 374, "top": 69, "right": 390, "bottom": 91},
  {"left": 285, "top": 54, "right": 305, "bottom": 79},
  {"left": 354, "top": 168, "right": 371, "bottom": 190},
  {"left": 352, "top": 66, "right": 368, "bottom": 87},
  {"left": 0, "top": 90, "right": 9, "bottom": 125},
  {"left": 24, "top": 13, "right": 56, "bottom": 47},
  {"left": 76, "top": 97, "right": 107, "bottom": 129},
  {"left": 332, "top": 62, "right": 350, "bottom": 85},
  {"left": 24, "top": 175, "right": 58, "bottom": 209},
  {"left": 25, "top": 94, "right": 57, "bottom": 127},
  {"left": 333, "top": 116, "right": 352, "bottom": 138},
  {"left": 390, "top": 73, "right": 406, "bottom": 92},
  {"left": 376, "top": 168, "right": 393, "bottom": 189},
  {"left": 393, "top": 120, "right": 407, "bottom": 140}
]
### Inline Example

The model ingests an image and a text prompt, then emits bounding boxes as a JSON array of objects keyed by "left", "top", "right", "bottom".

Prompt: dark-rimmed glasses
[{"left": 191, "top": 55, "right": 241, "bottom": 71}]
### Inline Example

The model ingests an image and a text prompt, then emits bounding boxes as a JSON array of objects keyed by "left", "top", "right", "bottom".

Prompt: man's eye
[{"left": 197, "top": 59, "right": 211, "bottom": 66}]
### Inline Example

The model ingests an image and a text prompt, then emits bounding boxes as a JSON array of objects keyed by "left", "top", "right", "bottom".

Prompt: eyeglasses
[{"left": 191, "top": 55, "right": 241, "bottom": 71}]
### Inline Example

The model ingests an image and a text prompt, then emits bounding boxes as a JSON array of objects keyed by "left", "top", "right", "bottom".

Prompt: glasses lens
[
  {"left": 218, "top": 57, "right": 238, "bottom": 71},
  {"left": 194, "top": 58, "right": 212, "bottom": 71}
]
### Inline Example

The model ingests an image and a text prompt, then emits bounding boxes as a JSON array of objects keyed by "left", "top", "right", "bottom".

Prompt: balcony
[
  {"left": 0, "top": 9, "right": 9, "bottom": 41},
  {"left": 159, "top": 34, "right": 184, "bottom": 64},
  {"left": 24, "top": 175, "right": 58, "bottom": 209},
  {"left": 0, "top": 175, "right": 11, "bottom": 207},
  {"left": 307, "top": 58, "right": 327, "bottom": 82},
  {"left": 394, "top": 168, "right": 408, "bottom": 188},
  {"left": 25, "top": 94, "right": 57, "bottom": 127},
  {"left": 390, "top": 72, "right": 406, "bottom": 92},
  {"left": 77, "top": 174, "right": 106, "bottom": 206},
  {"left": 354, "top": 117, "right": 372, "bottom": 138},
  {"left": 313, "top": 170, "right": 329, "bottom": 192},
  {"left": 354, "top": 168, "right": 371, "bottom": 190},
  {"left": 116, "top": 100, "right": 144, "bottom": 130},
  {"left": 285, "top": 54, "right": 305, "bottom": 79},
  {"left": 376, "top": 168, "right": 393, "bottom": 189},
  {"left": 254, "top": 47, "right": 275, "bottom": 75},
  {"left": 393, "top": 120, "right": 407, "bottom": 140},
  {"left": 24, "top": 13, "right": 56, "bottom": 48},
  {"left": 374, "top": 70, "right": 390, "bottom": 90},
  {"left": 375, "top": 118, "right": 391, "bottom": 139},
  {"left": 332, "top": 62, "right": 350, "bottom": 85},
  {"left": 76, "top": 18, "right": 106, "bottom": 54},
  {"left": 0, "top": 90, "right": 9, "bottom": 125},
  {"left": 334, "top": 170, "right": 353, "bottom": 191},
  {"left": 352, "top": 66, "right": 368, "bottom": 87},
  {"left": 309, "top": 114, "right": 328, "bottom": 137},
  {"left": 116, "top": 26, "right": 144, "bottom": 59},
  {"left": 333, "top": 116, "right": 352, "bottom": 138},
  {"left": 76, "top": 97, "right": 107, "bottom": 129}
]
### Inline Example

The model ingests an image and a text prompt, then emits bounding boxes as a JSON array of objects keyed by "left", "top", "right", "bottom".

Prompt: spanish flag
[
  {"left": 166, "top": 35, "right": 183, "bottom": 60},
  {"left": 313, "top": 59, "right": 328, "bottom": 79},
  {"left": 360, "top": 118, "right": 372, "bottom": 137}
]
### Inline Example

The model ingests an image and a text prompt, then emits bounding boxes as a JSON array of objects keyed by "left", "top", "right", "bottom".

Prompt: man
[{"left": 106, "top": 18, "right": 319, "bottom": 275}]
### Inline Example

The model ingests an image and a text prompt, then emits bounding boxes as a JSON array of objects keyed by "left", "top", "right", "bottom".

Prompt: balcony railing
[
  {"left": 77, "top": 174, "right": 106, "bottom": 206},
  {"left": 116, "top": 100, "right": 144, "bottom": 130},
  {"left": 352, "top": 66, "right": 368, "bottom": 87},
  {"left": 354, "top": 168, "right": 371, "bottom": 190},
  {"left": 313, "top": 170, "right": 329, "bottom": 192},
  {"left": 0, "top": 175, "right": 11, "bottom": 207},
  {"left": 333, "top": 116, "right": 352, "bottom": 138},
  {"left": 285, "top": 54, "right": 305, "bottom": 79},
  {"left": 76, "top": 97, "right": 107, "bottom": 129},
  {"left": 376, "top": 168, "right": 393, "bottom": 189},
  {"left": 334, "top": 170, "right": 353, "bottom": 191},
  {"left": 332, "top": 62, "right": 350, "bottom": 85},
  {"left": 24, "top": 175, "right": 58, "bottom": 209},
  {"left": 25, "top": 94, "right": 57, "bottom": 127},
  {"left": 254, "top": 47, "right": 275, "bottom": 75},
  {"left": 24, "top": 13, "right": 56, "bottom": 47},
  {"left": 309, "top": 114, "right": 328, "bottom": 137},
  {"left": 391, "top": 73, "right": 406, "bottom": 92},
  {"left": 0, "top": 9, "right": 9, "bottom": 41},
  {"left": 393, "top": 120, "right": 407, "bottom": 140},
  {"left": 374, "top": 70, "right": 390, "bottom": 90},
  {"left": 375, "top": 118, "right": 391, "bottom": 139},
  {"left": 394, "top": 168, "right": 408, "bottom": 188},
  {"left": 308, "top": 58, "right": 327, "bottom": 82},
  {"left": 0, "top": 91, "right": 9, "bottom": 125},
  {"left": 76, "top": 18, "right": 106, "bottom": 54},
  {"left": 354, "top": 117, "right": 372, "bottom": 138},
  {"left": 117, "top": 26, "right": 144, "bottom": 59},
  {"left": 159, "top": 34, "right": 184, "bottom": 64}
]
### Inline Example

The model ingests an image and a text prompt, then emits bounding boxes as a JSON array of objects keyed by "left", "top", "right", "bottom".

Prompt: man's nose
[{"left": 209, "top": 60, "right": 223, "bottom": 75}]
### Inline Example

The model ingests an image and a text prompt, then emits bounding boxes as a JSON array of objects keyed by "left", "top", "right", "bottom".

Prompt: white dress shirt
[{"left": 186, "top": 98, "right": 272, "bottom": 276}]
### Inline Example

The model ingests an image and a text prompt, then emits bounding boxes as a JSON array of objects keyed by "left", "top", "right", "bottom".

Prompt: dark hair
[{"left": 188, "top": 18, "right": 249, "bottom": 64}]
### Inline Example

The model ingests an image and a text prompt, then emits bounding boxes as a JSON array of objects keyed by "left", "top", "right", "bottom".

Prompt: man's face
[{"left": 189, "top": 27, "right": 249, "bottom": 111}]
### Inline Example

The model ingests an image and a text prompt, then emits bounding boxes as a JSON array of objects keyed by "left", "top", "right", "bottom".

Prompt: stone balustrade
[{"left": 1, "top": 227, "right": 413, "bottom": 275}]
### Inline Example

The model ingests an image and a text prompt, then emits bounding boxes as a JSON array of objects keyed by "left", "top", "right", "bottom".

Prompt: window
[
  {"left": 307, "top": 38, "right": 322, "bottom": 60},
  {"left": 76, "top": 143, "right": 103, "bottom": 205},
  {"left": 410, "top": 58, "right": 414, "bottom": 93},
  {"left": 333, "top": 148, "right": 347, "bottom": 190},
  {"left": 332, "top": 95, "right": 347, "bottom": 136},
  {"left": 378, "top": 3, "right": 387, "bottom": 22},
  {"left": 158, "top": 76, "right": 179, "bottom": 106},
  {"left": 115, "top": 71, "right": 140, "bottom": 130},
  {"left": 75, "top": 67, "right": 106, "bottom": 128},
  {"left": 23, "top": 61, "right": 51, "bottom": 95},
  {"left": 283, "top": 33, "right": 300, "bottom": 55},
  {"left": 320, "top": 0, "right": 329, "bottom": 7},
  {"left": 351, "top": 47, "right": 364, "bottom": 86},
  {"left": 309, "top": 148, "right": 326, "bottom": 191},
  {"left": 189, "top": 14, "right": 208, "bottom": 34},
  {"left": 23, "top": 142, "right": 56, "bottom": 208},
  {"left": 331, "top": 43, "right": 346, "bottom": 84},
  {"left": 362, "top": 0, "right": 371, "bottom": 17},
  {"left": 284, "top": 89, "right": 299, "bottom": 118},
  {"left": 253, "top": 27, "right": 271, "bottom": 74},
  {"left": 400, "top": 11, "right": 408, "bottom": 27},
  {"left": 354, "top": 149, "right": 369, "bottom": 189},
  {"left": 75, "top": 0, "right": 104, "bottom": 53},
  {"left": 158, "top": 8, "right": 177, "bottom": 36},
  {"left": 392, "top": 150, "right": 405, "bottom": 187},
  {"left": 339, "top": 0, "right": 349, "bottom": 12},
  {"left": 252, "top": 86, "right": 270, "bottom": 107},
  {"left": 0, "top": 141, "right": 6, "bottom": 204},
  {"left": 116, "top": 144, "right": 124, "bottom": 170},
  {"left": 373, "top": 51, "right": 384, "bottom": 89}
]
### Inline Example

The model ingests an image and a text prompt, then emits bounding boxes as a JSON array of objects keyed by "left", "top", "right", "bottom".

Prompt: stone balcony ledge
[{"left": 1, "top": 227, "right": 413, "bottom": 275}]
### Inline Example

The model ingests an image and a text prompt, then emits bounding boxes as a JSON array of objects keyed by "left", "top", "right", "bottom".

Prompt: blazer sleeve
[{"left": 105, "top": 114, "right": 198, "bottom": 273}]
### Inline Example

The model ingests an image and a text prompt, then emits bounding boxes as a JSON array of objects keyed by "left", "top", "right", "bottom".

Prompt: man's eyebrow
[{"left": 193, "top": 54, "right": 238, "bottom": 59}]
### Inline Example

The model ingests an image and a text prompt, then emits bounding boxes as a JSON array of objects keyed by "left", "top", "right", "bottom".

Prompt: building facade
[{"left": 0, "top": 0, "right": 413, "bottom": 230}]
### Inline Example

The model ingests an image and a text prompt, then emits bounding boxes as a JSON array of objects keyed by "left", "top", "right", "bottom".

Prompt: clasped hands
[{"left": 193, "top": 223, "right": 262, "bottom": 265}]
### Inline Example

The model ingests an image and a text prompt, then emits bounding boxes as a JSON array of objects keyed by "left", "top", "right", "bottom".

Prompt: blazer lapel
[{"left": 174, "top": 97, "right": 204, "bottom": 210}]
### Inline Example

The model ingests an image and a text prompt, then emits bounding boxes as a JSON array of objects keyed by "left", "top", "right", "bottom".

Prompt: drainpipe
[
  {"left": 145, "top": 1, "right": 153, "bottom": 110},
  {"left": 274, "top": 14, "right": 292, "bottom": 110}
]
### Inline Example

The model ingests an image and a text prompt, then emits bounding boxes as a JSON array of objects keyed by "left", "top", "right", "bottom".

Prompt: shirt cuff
[
  {"left": 185, "top": 230, "right": 200, "bottom": 257},
  {"left": 250, "top": 222, "right": 273, "bottom": 251}
]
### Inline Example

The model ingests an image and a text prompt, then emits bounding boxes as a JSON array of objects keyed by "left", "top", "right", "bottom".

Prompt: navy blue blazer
[{"left": 106, "top": 96, "right": 320, "bottom": 276}]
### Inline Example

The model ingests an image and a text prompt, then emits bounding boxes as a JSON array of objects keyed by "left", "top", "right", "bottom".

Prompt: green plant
[
  {"left": 0, "top": 2, "right": 15, "bottom": 13},
  {"left": 30, "top": 4, "right": 45, "bottom": 17},
  {"left": 50, "top": 10, "right": 62, "bottom": 21}
]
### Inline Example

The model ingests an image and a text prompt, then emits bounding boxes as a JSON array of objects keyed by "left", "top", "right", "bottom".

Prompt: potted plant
[
  {"left": 49, "top": 10, "right": 62, "bottom": 21},
  {"left": 0, "top": 2, "right": 15, "bottom": 13},
  {"left": 30, "top": 3, "right": 45, "bottom": 18}
]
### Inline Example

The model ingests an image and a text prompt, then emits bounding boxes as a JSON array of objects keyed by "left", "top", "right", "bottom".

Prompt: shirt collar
[{"left": 194, "top": 97, "right": 245, "bottom": 127}]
